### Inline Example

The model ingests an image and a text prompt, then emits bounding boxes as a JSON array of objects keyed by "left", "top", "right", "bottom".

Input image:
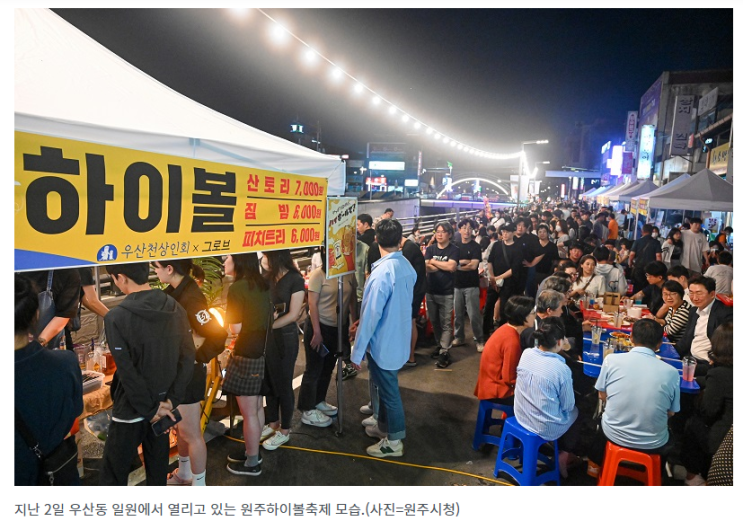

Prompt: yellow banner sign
[
  {"left": 15, "top": 132, "right": 327, "bottom": 271},
  {"left": 638, "top": 198, "right": 649, "bottom": 216},
  {"left": 709, "top": 142, "right": 730, "bottom": 174},
  {"left": 325, "top": 197, "right": 357, "bottom": 279}
]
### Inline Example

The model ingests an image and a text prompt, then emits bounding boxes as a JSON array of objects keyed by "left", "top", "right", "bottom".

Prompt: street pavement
[{"left": 79, "top": 320, "right": 678, "bottom": 487}]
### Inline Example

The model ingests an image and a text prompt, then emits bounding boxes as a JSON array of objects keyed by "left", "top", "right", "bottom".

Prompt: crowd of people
[
  {"left": 440, "top": 200, "right": 732, "bottom": 485},
  {"left": 14, "top": 200, "right": 733, "bottom": 486}
]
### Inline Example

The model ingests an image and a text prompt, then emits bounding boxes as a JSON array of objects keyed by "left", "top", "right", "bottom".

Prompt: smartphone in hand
[
  {"left": 274, "top": 303, "right": 287, "bottom": 315},
  {"left": 319, "top": 344, "right": 330, "bottom": 358},
  {"left": 152, "top": 408, "right": 182, "bottom": 436}
]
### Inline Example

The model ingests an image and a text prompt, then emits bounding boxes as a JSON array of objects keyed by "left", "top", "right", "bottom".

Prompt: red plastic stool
[{"left": 597, "top": 441, "right": 662, "bottom": 486}]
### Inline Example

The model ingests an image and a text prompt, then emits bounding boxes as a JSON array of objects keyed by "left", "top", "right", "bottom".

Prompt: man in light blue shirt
[
  {"left": 350, "top": 219, "right": 416, "bottom": 459},
  {"left": 590, "top": 319, "right": 680, "bottom": 466}
]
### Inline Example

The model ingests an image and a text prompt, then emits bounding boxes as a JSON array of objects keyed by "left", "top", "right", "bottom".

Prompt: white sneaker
[
  {"left": 361, "top": 416, "right": 377, "bottom": 428},
  {"left": 301, "top": 409, "right": 332, "bottom": 428},
  {"left": 260, "top": 425, "right": 275, "bottom": 442},
  {"left": 366, "top": 438, "right": 404, "bottom": 458},
  {"left": 452, "top": 338, "right": 467, "bottom": 347},
  {"left": 359, "top": 403, "right": 373, "bottom": 415},
  {"left": 315, "top": 401, "right": 338, "bottom": 417},
  {"left": 365, "top": 424, "right": 387, "bottom": 440},
  {"left": 262, "top": 431, "right": 290, "bottom": 451},
  {"left": 476, "top": 342, "right": 485, "bottom": 353}
]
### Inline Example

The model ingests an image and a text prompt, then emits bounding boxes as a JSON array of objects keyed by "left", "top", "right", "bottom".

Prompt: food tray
[{"left": 82, "top": 370, "right": 105, "bottom": 395}]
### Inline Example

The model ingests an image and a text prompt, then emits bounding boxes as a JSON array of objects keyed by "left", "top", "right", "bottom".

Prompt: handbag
[
  {"left": 495, "top": 241, "right": 509, "bottom": 288},
  {"left": 35, "top": 272, "right": 63, "bottom": 349},
  {"left": 15, "top": 409, "right": 78, "bottom": 486},
  {"left": 69, "top": 300, "right": 82, "bottom": 332}
]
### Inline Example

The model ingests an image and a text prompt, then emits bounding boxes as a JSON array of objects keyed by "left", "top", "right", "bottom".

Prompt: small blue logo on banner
[{"left": 98, "top": 245, "right": 118, "bottom": 262}]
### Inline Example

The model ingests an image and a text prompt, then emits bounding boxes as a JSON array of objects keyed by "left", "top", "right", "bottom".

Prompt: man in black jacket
[
  {"left": 674, "top": 276, "right": 733, "bottom": 377},
  {"left": 357, "top": 214, "right": 376, "bottom": 247},
  {"left": 99, "top": 262, "right": 195, "bottom": 486}
]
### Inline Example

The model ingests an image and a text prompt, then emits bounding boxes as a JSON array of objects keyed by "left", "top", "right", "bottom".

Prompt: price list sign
[{"left": 14, "top": 132, "right": 327, "bottom": 271}]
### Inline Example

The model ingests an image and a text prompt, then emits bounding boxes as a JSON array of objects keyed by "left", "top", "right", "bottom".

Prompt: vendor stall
[
  {"left": 15, "top": 8, "right": 344, "bottom": 272},
  {"left": 596, "top": 181, "right": 633, "bottom": 207},
  {"left": 613, "top": 179, "right": 658, "bottom": 238},
  {"left": 580, "top": 187, "right": 599, "bottom": 200},
  {"left": 607, "top": 179, "right": 644, "bottom": 211},
  {"left": 631, "top": 169, "right": 734, "bottom": 240}
]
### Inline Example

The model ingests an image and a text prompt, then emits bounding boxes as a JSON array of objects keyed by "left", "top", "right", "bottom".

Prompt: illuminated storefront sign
[{"left": 637, "top": 125, "right": 656, "bottom": 179}]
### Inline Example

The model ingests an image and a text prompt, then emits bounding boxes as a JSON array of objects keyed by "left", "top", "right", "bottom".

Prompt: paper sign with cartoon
[{"left": 326, "top": 197, "right": 357, "bottom": 279}]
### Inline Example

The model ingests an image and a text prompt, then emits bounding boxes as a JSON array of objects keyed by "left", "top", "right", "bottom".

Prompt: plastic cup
[
  {"left": 591, "top": 325, "right": 603, "bottom": 346},
  {"left": 73, "top": 344, "right": 88, "bottom": 370},
  {"left": 682, "top": 356, "right": 697, "bottom": 382}
]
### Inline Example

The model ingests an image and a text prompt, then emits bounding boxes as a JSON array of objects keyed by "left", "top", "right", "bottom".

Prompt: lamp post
[
  {"left": 360, "top": 166, "right": 370, "bottom": 200},
  {"left": 518, "top": 140, "right": 549, "bottom": 209}
]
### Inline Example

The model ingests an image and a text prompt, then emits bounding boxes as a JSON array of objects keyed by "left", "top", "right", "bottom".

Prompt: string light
[{"left": 250, "top": 8, "right": 524, "bottom": 160}]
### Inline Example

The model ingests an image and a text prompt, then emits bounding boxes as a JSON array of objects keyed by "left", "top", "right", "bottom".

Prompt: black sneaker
[
  {"left": 227, "top": 452, "right": 262, "bottom": 465},
  {"left": 430, "top": 348, "right": 441, "bottom": 359},
  {"left": 226, "top": 461, "right": 262, "bottom": 476},
  {"left": 342, "top": 365, "right": 358, "bottom": 380},
  {"left": 436, "top": 351, "right": 451, "bottom": 368}
]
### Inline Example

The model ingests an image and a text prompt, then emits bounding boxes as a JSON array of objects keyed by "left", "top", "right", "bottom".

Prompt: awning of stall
[
  {"left": 616, "top": 179, "right": 659, "bottom": 202},
  {"left": 580, "top": 187, "right": 599, "bottom": 199},
  {"left": 15, "top": 9, "right": 345, "bottom": 271},
  {"left": 597, "top": 181, "right": 634, "bottom": 205},
  {"left": 606, "top": 180, "right": 639, "bottom": 201},
  {"left": 585, "top": 185, "right": 612, "bottom": 199},
  {"left": 634, "top": 169, "right": 733, "bottom": 212}
]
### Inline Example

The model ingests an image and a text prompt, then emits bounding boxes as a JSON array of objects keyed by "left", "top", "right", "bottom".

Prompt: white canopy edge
[
  {"left": 632, "top": 170, "right": 733, "bottom": 212},
  {"left": 15, "top": 8, "right": 346, "bottom": 194}
]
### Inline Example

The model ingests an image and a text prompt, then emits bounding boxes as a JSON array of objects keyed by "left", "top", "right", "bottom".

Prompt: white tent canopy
[
  {"left": 632, "top": 174, "right": 690, "bottom": 203},
  {"left": 15, "top": 9, "right": 345, "bottom": 193},
  {"left": 617, "top": 179, "right": 658, "bottom": 202},
  {"left": 586, "top": 185, "right": 611, "bottom": 198},
  {"left": 607, "top": 180, "right": 639, "bottom": 200},
  {"left": 597, "top": 181, "right": 632, "bottom": 204},
  {"left": 636, "top": 169, "right": 733, "bottom": 212},
  {"left": 581, "top": 187, "right": 599, "bottom": 199}
]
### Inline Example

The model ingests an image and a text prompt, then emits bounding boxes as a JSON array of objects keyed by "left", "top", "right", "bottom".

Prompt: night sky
[{"left": 50, "top": 8, "right": 733, "bottom": 172}]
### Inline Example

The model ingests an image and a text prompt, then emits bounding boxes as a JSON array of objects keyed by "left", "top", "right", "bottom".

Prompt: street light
[
  {"left": 518, "top": 140, "right": 549, "bottom": 208},
  {"left": 359, "top": 166, "right": 370, "bottom": 200}
]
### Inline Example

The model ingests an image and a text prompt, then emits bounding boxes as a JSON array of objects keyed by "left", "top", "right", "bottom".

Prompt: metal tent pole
[{"left": 335, "top": 277, "right": 344, "bottom": 436}]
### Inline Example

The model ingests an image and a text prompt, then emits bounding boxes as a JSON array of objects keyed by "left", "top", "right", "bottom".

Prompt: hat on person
[{"left": 500, "top": 223, "right": 516, "bottom": 233}]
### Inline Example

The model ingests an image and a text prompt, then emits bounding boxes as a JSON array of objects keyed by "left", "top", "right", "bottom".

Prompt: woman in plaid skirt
[{"left": 222, "top": 253, "right": 272, "bottom": 477}]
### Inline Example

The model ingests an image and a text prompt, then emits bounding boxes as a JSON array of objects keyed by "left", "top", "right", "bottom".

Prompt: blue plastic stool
[
  {"left": 494, "top": 416, "right": 561, "bottom": 486},
  {"left": 472, "top": 401, "right": 514, "bottom": 450}
]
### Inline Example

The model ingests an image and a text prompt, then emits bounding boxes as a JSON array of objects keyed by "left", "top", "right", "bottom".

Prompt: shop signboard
[
  {"left": 630, "top": 198, "right": 638, "bottom": 214},
  {"left": 670, "top": 95, "right": 694, "bottom": 156},
  {"left": 639, "top": 75, "right": 663, "bottom": 129},
  {"left": 325, "top": 197, "right": 357, "bottom": 279},
  {"left": 638, "top": 198, "right": 649, "bottom": 216},
  {"left": 625, "top": 111, "right": 639, "bottom": 143},
  {"left": 709, "top": 142, "right": 730, "bottom": 175},
  {"left": 15, "top": 132, "right": 327, "bottom": 271},
  {"left": 622, "top": 152, "right": 634, "bottom": 175},
  {"left": 637, "top": 125, "right": 656, "bottom": 179},
  {"left": 698, "top": 87, "right": 718, "bottom": 116}
]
